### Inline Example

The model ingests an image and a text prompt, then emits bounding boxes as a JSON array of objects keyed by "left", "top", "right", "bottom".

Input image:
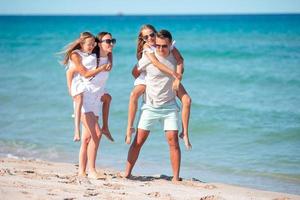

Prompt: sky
[{"left": 0, "top": 0, "right": 300, "bottom": 15}]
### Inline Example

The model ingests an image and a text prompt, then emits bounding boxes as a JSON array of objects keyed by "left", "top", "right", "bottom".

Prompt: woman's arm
[{"left": 71, "top": 52, "right": 108, "bottom": 78}]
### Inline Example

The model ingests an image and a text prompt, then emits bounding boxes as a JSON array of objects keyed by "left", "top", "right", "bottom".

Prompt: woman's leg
[
  {"left": 125, "top": 85, "right": 146, "bottom": 144},
  {"left": 101, "top": 93, "right": 114, "bottom": 142},
  {"left": 177, "top": 84, "right": 192, "bottom": 150},
  {"left": 78, "top": 124, "right": 90, "bottom": 176},
  {"left": 73, "top": 94, "right": 83, "bottom": 142},
  {"left": 81, "top": 112, "right": 102, "bottom": 178}
]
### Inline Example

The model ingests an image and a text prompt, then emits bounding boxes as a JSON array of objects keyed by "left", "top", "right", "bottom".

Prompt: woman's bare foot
[
  {"left": 125, "top": 127, "right": 135, "bottom": 144},
  {"left": 88, "top": 171, "right": 106, "bottom": 180},
  {"left": 179, "top": 132, "right": 192, "bottom": 150},
  {"left": 73, "top": 130, "right": 80, "bottom": 142},
  {"left": 102, "top": 127, "right": 114, "bottom": 142}
]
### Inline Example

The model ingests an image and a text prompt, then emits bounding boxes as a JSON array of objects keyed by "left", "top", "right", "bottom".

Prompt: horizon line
[{"left": 0, "top": 12, "right": 300, "bottom": 16}]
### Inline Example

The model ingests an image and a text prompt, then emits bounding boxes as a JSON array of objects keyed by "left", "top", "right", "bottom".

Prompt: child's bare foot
[
  {"left": 179, "top": 132, "right": 192, "bottom": 150},
  {"left": 102, "top": 127, "right": 114, "bottom": 142},
  {"left": 125, "top": 127, "right": 135, "bottom": 144},
  {"left": 73, "top": 130, "right": 80, "bottom": 142}
]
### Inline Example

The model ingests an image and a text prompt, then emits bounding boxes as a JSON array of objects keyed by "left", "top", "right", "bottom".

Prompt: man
[{"left": 124, "top": 29, "right": 181, "bottom": 181}]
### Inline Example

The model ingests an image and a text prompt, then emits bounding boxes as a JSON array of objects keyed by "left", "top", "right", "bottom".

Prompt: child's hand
[
  {"left": 172, "top": 71, "right": 182, "bottom": 80},
  {"left": 172, "top": 78, "right": 180, "bottom": 92},
  {"left": 105, "top": 63, "right": 112, "bottom": 71}
]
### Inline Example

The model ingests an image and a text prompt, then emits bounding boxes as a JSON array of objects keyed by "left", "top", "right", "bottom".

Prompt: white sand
[{"left": 0, "top": 157, "right": 299, "bottom": 200}]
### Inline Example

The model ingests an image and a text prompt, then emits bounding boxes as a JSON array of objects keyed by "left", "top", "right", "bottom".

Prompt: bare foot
[
  {"left": 125, "top": 127, "right": 135, "bottom": 144},
  {"left": 179, "top": 132, "right": 192, "bottom": 150},
  {"left": 102, "top": 128, "right": 114, "bottom": 142},
  {"left": 88, "top": 171, "right": 106, "bottom": 180},
  {"left": 73, "top": 131, "right": 80, "bottom": 142},
  {"left": 172, "top": 177, "right": 182, "bottom": 182}
]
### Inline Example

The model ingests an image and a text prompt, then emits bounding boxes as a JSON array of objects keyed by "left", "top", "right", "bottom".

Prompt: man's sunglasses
[
  {"left": 99, "top": 38, "right": 116, "bottom": 45},
  {"left": 142, "top": 32, "right": 155, "bottom": 41},
  {"left": 156, "top": 44, "right": 168, "bottom": 49}
]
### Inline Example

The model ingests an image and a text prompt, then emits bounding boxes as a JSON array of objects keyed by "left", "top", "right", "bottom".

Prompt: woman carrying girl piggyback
[
  {"left": 126, "top": 24, "right": 192, "bottom": 150},
  {"left": 63, "top": 31, "right": 115, "bottom": 178},
  {"left": 64, "top": 32, "right": 114, "bottom": 142}
]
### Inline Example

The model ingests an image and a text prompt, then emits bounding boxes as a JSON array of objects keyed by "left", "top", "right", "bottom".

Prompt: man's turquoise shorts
[{"left": 137, "top": 103, "right": 179, "bottom": 131}]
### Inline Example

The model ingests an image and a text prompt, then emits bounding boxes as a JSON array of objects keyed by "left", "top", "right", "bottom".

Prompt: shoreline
[{"left": 0, "top": 157, "right": 299, "bottom": 200}]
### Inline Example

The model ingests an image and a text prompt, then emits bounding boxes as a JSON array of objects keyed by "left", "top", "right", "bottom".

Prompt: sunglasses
[
  {"left": 142, "top": 32, "right": 155, "bottom": 40},
  {"left": 99, "top": 38, "right": 116, "bottom": 45},
  {"left": 156, "top": 44, "right": 168, "bottom": 49}
]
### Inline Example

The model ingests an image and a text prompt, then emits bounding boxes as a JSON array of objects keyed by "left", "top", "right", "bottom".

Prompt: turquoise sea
[{"left": 0, "top": 15, "right": 299, "bottom": 194}]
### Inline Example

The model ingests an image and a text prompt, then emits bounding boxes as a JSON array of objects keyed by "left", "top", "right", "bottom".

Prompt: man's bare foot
[
  {"left": 78, "top": 172, "right": 87, "bottom": 177},
  {"left": 125, "top": 127, "right": 135, "bottom": 144},
  {"left": 102, "top": 128, "right": 114, "bottom": 142},
  {"left": 73, "top": 131, "right": 80, "bottom": 142},
  {"left": 179, "top": 132, "right": 192, "bottom": 150},
  {"left": 172, "top": 177, "right": 182, "bottom": 182}
]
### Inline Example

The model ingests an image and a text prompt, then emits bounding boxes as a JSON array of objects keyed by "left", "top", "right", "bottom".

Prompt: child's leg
[
  {"left": 177, "top": 84, "right": 192, "bottom": 150},
  {"left": 73, "top": 94, "right": 83, "bottom": 142},
  {"left": 101, "top": 93, "right": 114, "bottom": 142},
  {"left": 126, "top": 85, "right": 146, "bottom": 144}
]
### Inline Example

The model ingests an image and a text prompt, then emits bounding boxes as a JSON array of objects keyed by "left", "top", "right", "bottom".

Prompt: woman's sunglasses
[
  {"left": 142, "top": 32, "right": 155, "bottom": 41},
  {"left": 99, "top": 38, "right": 116, "bottom": 45}
]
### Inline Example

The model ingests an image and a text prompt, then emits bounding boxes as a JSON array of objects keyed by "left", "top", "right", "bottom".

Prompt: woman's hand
[{"left": 172, "top": 78, "right": 181, "bottom": 92}]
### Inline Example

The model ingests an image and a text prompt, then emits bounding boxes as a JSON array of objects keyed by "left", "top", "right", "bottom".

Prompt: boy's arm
[{"left": 71, "top": 52, "right": 109, "bottom": 78}]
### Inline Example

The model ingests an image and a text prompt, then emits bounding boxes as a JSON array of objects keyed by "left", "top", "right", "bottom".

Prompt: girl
[{"left": 125, "top": 24, "right": 192, "bottom": 150}]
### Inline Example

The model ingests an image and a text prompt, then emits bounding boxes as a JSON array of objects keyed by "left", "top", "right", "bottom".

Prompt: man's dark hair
[{"left": 156, "top": 29, "right": 172, "bottom": 41}]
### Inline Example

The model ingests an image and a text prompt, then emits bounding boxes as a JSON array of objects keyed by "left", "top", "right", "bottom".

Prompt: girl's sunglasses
[
  {"left": 142, "top": 32, "right": 155, "bottom": 41},
  {"left": 99, "top": 38, "right": 116, "bottom": 45}
]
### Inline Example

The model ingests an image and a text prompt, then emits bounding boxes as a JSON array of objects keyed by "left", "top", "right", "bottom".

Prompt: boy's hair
[{"left": 156, "top": 29, "right": 172, "bottom": 42}]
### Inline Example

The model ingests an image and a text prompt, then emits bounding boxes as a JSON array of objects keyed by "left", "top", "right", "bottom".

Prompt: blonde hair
[
  {"left": 62, "top": 31, "right": 95, "bottom": 65},
  {"left": 136, "top": 24, "right": 157, "bottom": 60}
]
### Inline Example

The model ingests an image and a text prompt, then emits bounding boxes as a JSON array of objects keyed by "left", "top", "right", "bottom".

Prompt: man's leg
[
  {"left": 165, "top": 130, "right": 181, "bottom": 181},
  {"left": 124, "top": 128, "right": 150, "bottom": 178}
]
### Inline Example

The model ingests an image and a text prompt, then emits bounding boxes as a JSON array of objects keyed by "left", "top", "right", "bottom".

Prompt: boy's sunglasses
[
  {"left": 142, "top": 32, "right": 155, "bottom": 40},
  {"left": 156, "top": 44, "right": 168, "bottom": 49},
  {"left": 99, "top": 38, "right": 116, "bottom": 45}
]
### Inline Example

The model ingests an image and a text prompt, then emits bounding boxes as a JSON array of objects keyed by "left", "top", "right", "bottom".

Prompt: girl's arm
[
  {"left": 144, "top": 45, "right": 180, "bottom": 80},
  {"left": 66, "top": 68, "right": 75, "bottom": 96},
  {"left": 171, "top": 47, "right": 184, "bottom": 91},
  {"left": 71, "top": 52, "right": 108, "bottom": 78},
  {"left": 171, "top": 47, "right": 184, "bottom": 77}
]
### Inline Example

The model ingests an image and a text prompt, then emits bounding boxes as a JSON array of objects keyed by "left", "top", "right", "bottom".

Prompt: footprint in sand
[
  {"left": 204, "top": 184, "right": 217, "bottom": 189},
  {"left": 146, "top": 192, "right": 161, "bottom": 198},
  {"left": 200, "top": 195, "right": 224, "bottom": 200}
]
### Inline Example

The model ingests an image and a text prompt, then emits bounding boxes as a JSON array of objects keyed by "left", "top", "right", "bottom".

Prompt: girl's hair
[
  {"left": 136, "top": 24, "right": 157, "bottom": 60},
  {"left": 62, "top": 31, "right": 95, "bottom": 65},
  {"left": 93, "top": 32, "right": 112, "bottom": 60}
]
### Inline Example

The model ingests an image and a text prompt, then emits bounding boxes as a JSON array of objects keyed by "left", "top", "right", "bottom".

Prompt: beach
[
  {"left": 0, "top": 15, "right": 300, "bottom": 195},
  {"left": 0, "top": 157, "right": 299, "bottom": 200}
]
